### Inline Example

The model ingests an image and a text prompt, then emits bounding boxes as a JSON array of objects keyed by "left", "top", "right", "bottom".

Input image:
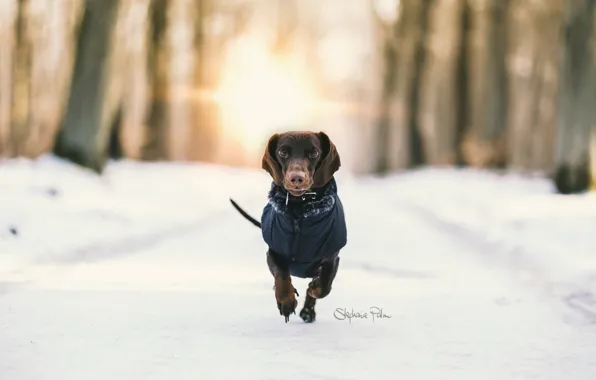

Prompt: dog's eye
[
  {"left": 309, "top": 150, "right": 319, "bottom": 159},
  {"left": 278, "top": 149, "right": 289, "bottom": 158}
]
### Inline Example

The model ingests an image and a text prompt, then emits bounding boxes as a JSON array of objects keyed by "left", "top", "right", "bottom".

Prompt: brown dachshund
[{"left": 230, "top": 131, "right": 347, "bottom": 323}]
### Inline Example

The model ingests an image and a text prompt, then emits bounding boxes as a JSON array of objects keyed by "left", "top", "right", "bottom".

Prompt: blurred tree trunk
[
  {"left": 189, "top": 0, "right": 218, "bottom": 162},
  {"left": 166, "top": 0, "right": 195, "bottom": 161},
  {"left": 554, "top": 0, "right": 595, "bottom": 194},
  {"left": 591, "top": 6, "right": 596, "bottom": 191},
  {"left": 384, "top": 0, "right": 431, "bottom": 170},
  {"left": 592, "top": 124, "right": 596, "bottom": 190},
  {"left": 0, "top": 1, "right": 17, "bottom": 155},
  {"left": 199, "top": 2, "right": 249, "bottom": 165},
  {"left": 460, "top": 0, "right": 508, "bottom": 168},
  {"left": 374, "top": 14, "right": 399, "bottom": 174},
  {"left": 102, "top": 0, "right": 129, "bottom": 161},
  {"left": 191, "top": 0, "right": 226, "bottom": 163},
  {"left": 53, "top": 0, "right": 119, "bottom": 173},
  {"left": 400, "top": 0, "right": 432, "bottom": 168},
  {"left": 506, "top": 1, "right": 562, "bottom": 173},
  {"left": 27, "top": 0, "right": 84, "bottom": 158},
  {"left": 454, "top": 0, "right": 471, "bottom": 166},
  {"left": 189, "top": 0, "right": 206, "bottom": 161},
  {"left": 418, "top": 0, "right": 463, "bottom": 166},
  {"left": 142, "top": 0, "right": 169, "bottom": 161},
  {"left": 111, "top": 0, "right": 151, "bottom": 160},
  {"left": 11, "top": 0, "right": 32, "bottom": 156}
]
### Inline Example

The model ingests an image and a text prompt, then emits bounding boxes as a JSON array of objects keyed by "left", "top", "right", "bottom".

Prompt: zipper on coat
[{"left": 290, "top": 218, "right": 300, "bottom": 262}]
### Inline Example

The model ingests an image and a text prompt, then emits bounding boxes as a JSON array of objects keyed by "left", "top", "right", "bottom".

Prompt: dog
[{"left": 230, "top": 131, "right": 347, "bottom": 323}]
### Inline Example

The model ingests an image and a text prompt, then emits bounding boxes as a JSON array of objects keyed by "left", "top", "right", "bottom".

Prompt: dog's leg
[
  {"left": 299, "top": 254, "right": 341, "bottom": 323},
  {"left": 307, "top": 254, "right": 340, "bottom": 300},
  {"left": 299, "top": 293, "right": 317, "bottom": 323},
  {"left": 267, "top": 250, "right": 298, "bottom": 322}
]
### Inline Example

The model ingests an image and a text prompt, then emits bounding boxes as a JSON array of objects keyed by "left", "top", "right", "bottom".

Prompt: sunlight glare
[{"left": 213, "top": 36, "right": 319, "bottom": 154}]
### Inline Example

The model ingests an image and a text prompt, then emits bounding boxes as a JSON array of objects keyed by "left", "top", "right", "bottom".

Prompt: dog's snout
[
  {"left": 290, "top": 172, "right": 306, "bottom": 185},
  {"left": 283, "top": 159, "right": 312, "bottom": 191}
]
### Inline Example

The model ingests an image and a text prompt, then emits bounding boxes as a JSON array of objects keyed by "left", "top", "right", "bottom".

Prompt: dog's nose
[{"left": 290, "top": 173, "right": 306, "bottom": 186}]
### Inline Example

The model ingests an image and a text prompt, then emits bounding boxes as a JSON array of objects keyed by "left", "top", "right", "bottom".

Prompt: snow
[
  {"left": 1, "top": 155, "right": 596, "bottom": 379},
  {"left": 366, "top": 168, "right": 596, "bottom": 312}
]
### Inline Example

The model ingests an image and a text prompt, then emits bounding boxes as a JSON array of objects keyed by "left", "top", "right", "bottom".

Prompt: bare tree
[
  {"left": 373, "top": 4, "right": 399, "bottom": 174},
  {"left": 400, "top": 0, "right": 432, "bottom": 168},
  {"left": 372, "top": 0, "right": 432, "bottom": 171},
  {"left": 0, "top": 1, "right": 17, "bottom": 155},
  {"left": 460, "top": 0, "right": 509, "bottom": 168},
  {"left": 454, "top": 0, "right": 471, "bottom": 166},
  {"left": 554, "top": 0, "right": 595, "bottom": 194},
  {"left": 11, "top": 0, "right": 31, "bottom": 156},
  {"left": 506, "top": 0, "right": 562, "bottom": 173},
  {"left": 53, "top": 0, "right": 120, "bottom": 173},
  {"left": 591, "top": 120, "right": 596, "bottom": 190},
  {"left": 374, "top": 0, "right": 432, "bottom": 171},
  {"left": 418, "top": 0, "right": 464, "bottom": 166},
  {"left": 142, "top": 0, "right": 169, "bottom": 161},
  {"left": 109, "top": 0, "right": 151, "bottom": 161},
  {"left": 26, "top": 0, "right": 84, "bottom": 158},
  {"left": 189, "top": 0, "right": 219, "bottom": 162},
  {"left": 590, "top": 4, "right": 596, "bottom": 191},
  {"left": 192, "top": 1, "right": 254, "bottom": 164}
]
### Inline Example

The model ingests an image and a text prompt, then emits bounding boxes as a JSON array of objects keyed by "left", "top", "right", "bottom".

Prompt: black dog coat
[{"left": 260, "top": 178, "right": 347, "bottom": 278}]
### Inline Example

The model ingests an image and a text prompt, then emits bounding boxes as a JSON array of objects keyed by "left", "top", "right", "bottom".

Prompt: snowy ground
[{"left": 1, "top": 155, "right": 596, "bottom": 380}]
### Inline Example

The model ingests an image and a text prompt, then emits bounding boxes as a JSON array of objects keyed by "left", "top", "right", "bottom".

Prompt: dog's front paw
[
  {"left": 299, "top": 306, "right": 316, "bottom": 323},
  {"left": 277, "top": 299, "right": 297, "bottom": 322},
  {"left": 307, "top": 277, "right": 331, "bottom": 299},
  {"left": 274, "top": 276, "right": 298, "bottom": 323}
]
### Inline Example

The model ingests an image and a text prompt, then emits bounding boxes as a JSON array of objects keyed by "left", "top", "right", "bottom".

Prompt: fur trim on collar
[{"left": 267, "top": 178, "right": 338, "bottom": 219}]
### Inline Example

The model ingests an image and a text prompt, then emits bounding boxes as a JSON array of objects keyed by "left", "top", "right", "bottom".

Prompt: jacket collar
[{"left": 267, "top": 178, "right": 338, "bottom": 219}]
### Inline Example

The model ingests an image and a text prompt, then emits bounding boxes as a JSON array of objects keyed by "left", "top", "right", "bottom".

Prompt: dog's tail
[{"left": 229, "top": 198, "right": 262, "bottom": 228}]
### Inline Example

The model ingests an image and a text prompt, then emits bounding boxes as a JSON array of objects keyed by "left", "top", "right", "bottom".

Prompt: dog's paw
[
  {"left": 274, "top": 278, "right": 299, "bottom": 323},
  {"left": 307, "top": 278, "right": 331, "bottom": 299},
  {"left": 277, "top": 299, "right": 298, "bottom": 322},
  {"left": 299, "top": 306, "right": 316, "bottom": 323}
]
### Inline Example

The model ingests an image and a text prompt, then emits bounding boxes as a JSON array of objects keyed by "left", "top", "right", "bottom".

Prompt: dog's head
[{"left": 261, "top": 131, "right": 341, "bottom": 196}]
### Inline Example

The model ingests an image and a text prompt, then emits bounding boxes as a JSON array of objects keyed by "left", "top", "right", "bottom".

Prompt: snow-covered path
[{"left": 1, "top": 158, "right": 596, "bottom": 379}]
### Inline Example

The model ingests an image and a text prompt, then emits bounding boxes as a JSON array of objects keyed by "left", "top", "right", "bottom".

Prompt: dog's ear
[
  {"left": 313, "top": 131, "right": 341, "bottom": 188},
  {"left": 261, "top": 133, "right": 283, "bottom": 186}
]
